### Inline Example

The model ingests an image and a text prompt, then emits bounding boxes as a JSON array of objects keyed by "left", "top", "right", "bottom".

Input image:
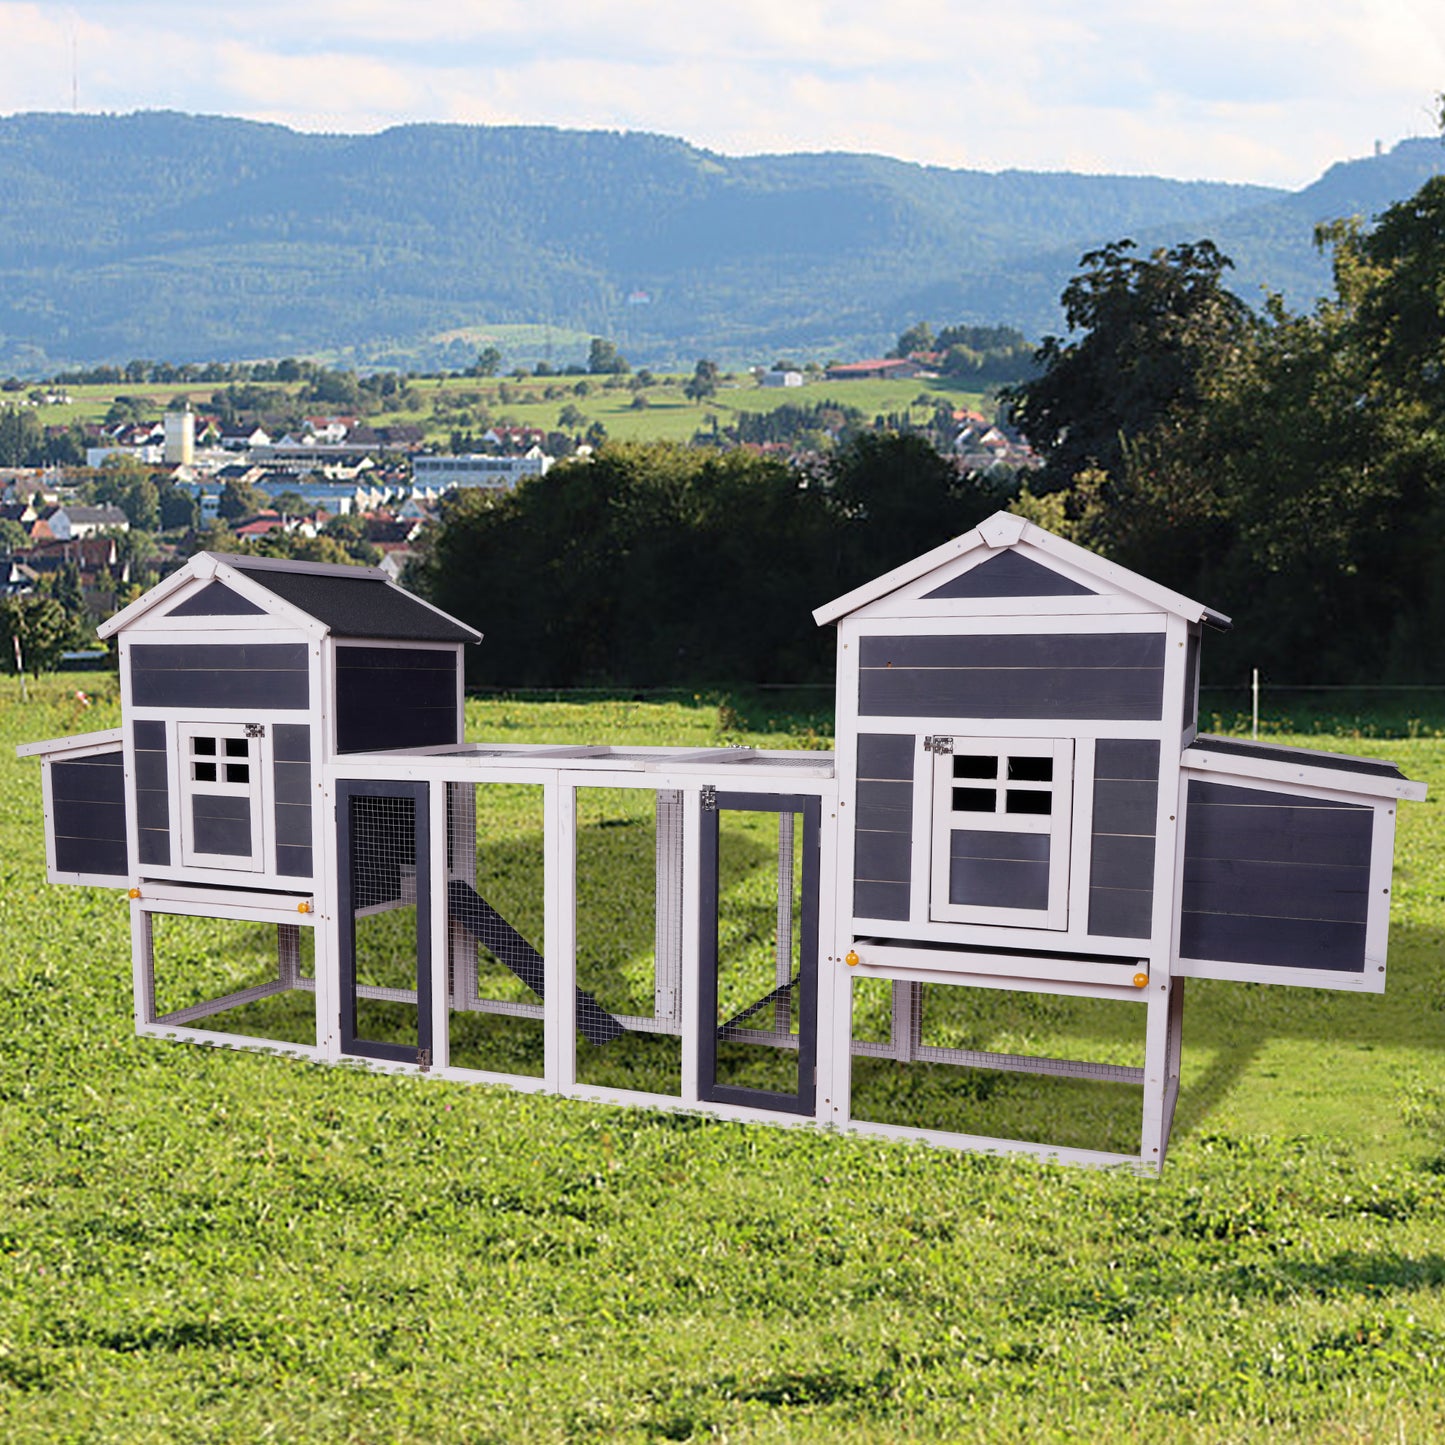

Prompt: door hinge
[
  {"left": 700, "top": 784, "right": 718, "bottom": 812},
  {"left": 923, "top": 735, "right": 953, "bottom": 755},
  {"left": 245, "top": 722, "right": 266, "bottom": 738},
  {"left": 417, "top": 1047, "right": 432, "bottom": 1073}
]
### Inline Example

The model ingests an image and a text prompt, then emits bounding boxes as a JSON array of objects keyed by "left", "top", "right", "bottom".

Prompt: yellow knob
[
  {"left": 845, "top": 950, "right": 860, "bottom": 967},
  {"left": 298, "top": 900, "right": 312, "bottom": 914},
  {"left": 1133, "top": 972, "right": 1149, "bottom": 988},
  {"left": 127, "top": 887, "right": 141, "bottom": 899}
]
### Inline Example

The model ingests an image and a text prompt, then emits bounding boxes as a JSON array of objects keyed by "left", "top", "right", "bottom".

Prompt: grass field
[
  {"left": 22, "top": 374, "right": 988, "bottom": 451},
  {"left": 2, "top": 678, "right": 1443, "bottom": 1441}
]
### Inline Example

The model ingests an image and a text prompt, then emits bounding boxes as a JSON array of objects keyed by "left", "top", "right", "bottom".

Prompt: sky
[{"left": 1, "top": 1, "right": 1442, "bottom": 189}]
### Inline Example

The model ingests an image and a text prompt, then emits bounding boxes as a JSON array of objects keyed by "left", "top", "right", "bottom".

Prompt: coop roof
[
  {"left": 1184, "top": 735, "right": 1426, "bottom": 801},
  {"left": 97, "top": 552, "right": 481, "bottom": 645},
  {"left": 813, "top": 511, "right": 1231, "bottom": 629}
]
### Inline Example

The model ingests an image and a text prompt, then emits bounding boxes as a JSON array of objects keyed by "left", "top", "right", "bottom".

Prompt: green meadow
[{"left": 2, "top": 678, "right": 1443, "bottom": 1442}]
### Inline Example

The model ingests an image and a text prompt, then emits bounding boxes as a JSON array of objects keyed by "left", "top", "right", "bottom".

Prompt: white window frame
[
  {"left": 177, "top": 721, "right": 268, "bottom": 872},
  {"left": 928, "top": 735, "right": 1073, "bottom": 930}
]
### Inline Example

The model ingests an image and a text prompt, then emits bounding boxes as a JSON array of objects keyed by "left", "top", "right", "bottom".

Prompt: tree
[
  {"left": 892, "top": 321, "right": 934, "bottom": 358},
  {"left": 557, "top": 402, "right": 587, "bottom": 429},
  {"left": 122, "top": 478, "right": 161, "bottom": 532},
  {"left": 1003, "top": 239, "right": 1254, "bottom": 494},
  {"left": 218, "top": 477, "right": 268, "bottom": 521},
  {"left": 471, "top": 346, "right": 503, "bottom": 377},
  {"left": 0, "top": 518, "right": 28, "bottom": 552},
  {"left": 159, "top": 484, "right": 199, "bottom": 532},
  {"left": 587, "top": 337, "right": 629, "bottom": 375},
  {"left": 0, "top": 595, "right": 72, "bottom": 673},
  {"left": 684, "top": 359, "right": 719, "bottom": 402}
]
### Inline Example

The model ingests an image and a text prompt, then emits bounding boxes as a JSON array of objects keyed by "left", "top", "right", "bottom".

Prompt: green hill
[{"left": 0, "top": 111, "right": 1437, "bottom": 373}]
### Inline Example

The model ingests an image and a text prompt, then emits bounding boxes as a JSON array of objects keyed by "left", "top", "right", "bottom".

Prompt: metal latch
[
  {"left": 923, "top": 736, "right": 953, "bottom": 755},
  {"left": 700, "top": 784, "right": 718, "bottom": 812},
  {"left": 245, "top": 722, "right": 266, "bottom": 738},
  {"left": 417, "top": 1047, "right": 432, "bottom": 1073}
]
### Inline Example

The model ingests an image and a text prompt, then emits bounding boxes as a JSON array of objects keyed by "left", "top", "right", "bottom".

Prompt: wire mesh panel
[
  {"left": 445, "top": 781, "right": 547, "bottom": 1077},
  {"left": 849, "top": 976, "right": 1147, "bottom": 1152},
  {"left": 699, "top": 792, "right": 818, "bottom": 1114},
  {"left": 339, "top": 781, "right": 430, "bottom": 1067},
  {"left": 574, "top": 788, "right": 680, "bottom": 1096},
  {"left": 145, "top": 913, "right": 317, "bottom": 1045}
]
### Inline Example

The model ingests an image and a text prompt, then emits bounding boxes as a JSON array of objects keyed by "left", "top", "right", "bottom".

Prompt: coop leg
[
  {"left": 654, "top": 790, "right": 683, "bottom": 1029},
  {"left": 891, "top": 979, "right": 919, "bottom": 1062},
  {"left": 132, "top": 905, "right": 155, "bottom": 1027},
  {"left": 1139, "top": 974, "right": 1177, "bottom": 1172}
]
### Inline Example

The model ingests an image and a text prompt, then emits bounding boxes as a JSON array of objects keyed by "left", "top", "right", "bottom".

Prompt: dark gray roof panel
[
  {"left": 222, "top": 557, "right": 476, "bottom": 642},
  {"left": 1192, "top": 734, "right": 1406, "bottom": 781}
]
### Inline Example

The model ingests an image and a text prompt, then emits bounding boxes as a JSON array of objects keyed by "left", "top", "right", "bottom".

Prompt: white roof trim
[
  {"left": 1181, "top": 743, "right": 1426, "bottom": 802},
  {"left": 15, "top": 727, "right": 124, "bottom": 759},
  {"left": 812, "top": 510, "right": 1231, "bottom": 629}
]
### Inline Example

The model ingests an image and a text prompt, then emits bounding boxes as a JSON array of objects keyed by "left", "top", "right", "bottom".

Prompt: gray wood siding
[
  {"left": 335, "top": 646, "right": 459, "bottom": 754},
  {"left": 924, "top": 550, "right": 1095, "bottom": 599},
  {"left": 50, "top": 750, "right": 127, "bottom": 877},
  {"left": 273, "top": 722, "right": 312, "bottom": 878},
  {"left": 858, "top": 633, "right": 1166, "bottom": 720},
  {"left": 165, "top": 580, "right": 265, "bottom": 617},
  {"left": 132, "top": 719, "right": 170, "bottom": 866},
  {"left": 190, "top": 794, "right": 252, "bottom": 857},
  {"left": 947, "top": 829, "right": 1050, "bottom": 910},
  {"left": 1087, "top": 739, "right": 1160, "bottom": 939},
  {"left": 852, "top": 731, "right": 914, "bottom": 921},
  {"left": 1180, "top": 780, "right": 1373, "bottom": 972},
  {"left": 130, "top": 643, "right": 309, "bottom": 710}
]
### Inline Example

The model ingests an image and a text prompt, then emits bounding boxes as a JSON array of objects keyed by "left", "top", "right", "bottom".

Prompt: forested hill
[{"left": 0, "top": 111, "right": 1438, "bottom": 373}]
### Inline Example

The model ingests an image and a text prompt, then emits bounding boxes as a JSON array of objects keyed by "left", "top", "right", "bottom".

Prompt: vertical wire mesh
[
  {"left": 349, "top": 794, "right": 420, "bottom": 1006},
  {"left": 652, "top": 790, "right": 684, "bottom": 1030}
]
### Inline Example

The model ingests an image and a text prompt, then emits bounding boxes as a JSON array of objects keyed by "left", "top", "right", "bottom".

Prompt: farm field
[
  {"left": 19, "top": 373, "right": 990, "bottom": 450},
  {"left": 1, "top": 678, "right": 1443, "bottom": 1441}
]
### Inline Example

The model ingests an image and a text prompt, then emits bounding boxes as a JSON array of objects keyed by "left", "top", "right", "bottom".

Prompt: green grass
[
  {"left": 2, "top": 678, "right": 1444, "bottom": 1441},
  {"left": 23, "top": 374, "right": 987, "bottom": 450}
]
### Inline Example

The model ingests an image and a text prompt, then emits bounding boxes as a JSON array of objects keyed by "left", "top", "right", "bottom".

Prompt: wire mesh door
[
  {"left": 698, "top": 791, "right": 819, "bottom": 1115},
  {"left": 337, "top": 780, "right": 432, "bottom": 1068}
]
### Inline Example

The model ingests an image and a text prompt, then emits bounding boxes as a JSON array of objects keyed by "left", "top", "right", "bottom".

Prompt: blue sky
[{"left": 2, "top": 1, "right": 1442, "bottom": 187}]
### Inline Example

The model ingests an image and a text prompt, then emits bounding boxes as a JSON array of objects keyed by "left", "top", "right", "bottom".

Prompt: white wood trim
[
  {"left": 848, "top": 611, "right": 1169, "bottom": 639},
  {"left": 844, "top": 1118, "right": 1149, "bottom": 1172},
  {"left": 680, "top": 787, "right": 702, "bottom": 1106},
  {"left": 1174, "top": 956, "right": 1386, "bottom": 993},
  {"left": 428, "top": 779, "right": 450, "bottom": 1072},
  {"left": 133, "top": 889, "right": 316, "bottom": 922},
  {"left": 136, "top": 1021, "right": 323, "bottom": 1060}
]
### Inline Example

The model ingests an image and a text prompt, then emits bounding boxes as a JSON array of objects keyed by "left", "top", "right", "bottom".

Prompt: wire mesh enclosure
[
  {"left": 341, "top": 786, "right": 430, "bottom": 1064},
  {"left": 574, "top": 787, "right": 683, "bottom": 1096},
  {"left": 849, "top": 977, "right": 1148, "bottom": 1153},
  {"left": 143, "top": 912, "right": 317, "bottom": 1046},
  {"left": 445, "top": 781, "right": 547, "bottom": 1077},
  {"left": 700, "top": 793, "right": 818, "bottom": 1113}
]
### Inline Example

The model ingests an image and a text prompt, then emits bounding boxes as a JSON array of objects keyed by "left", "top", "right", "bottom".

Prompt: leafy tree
[
  {"left": 587, "top": 337, "right": 629, "bottom": 375},
  {"left": 218, "top": 477, "right": 268, "bottom": 521},
  {"left": 0, "top": 406, "right": 43, "bottom": 466},
  {"left": 471, "top": 346, "right": 503, "bottom": 377},
  {"left": 892, "top": 321, "right": 934, "bottom": 358},
  {"left": 0, "top": 595, "right": 73, "bottom": 673},
  {"left": 159, "top": 484, "right": 200, "bottom": 532},
  {"left": 0, "top": 518, "right": 28, "bottom": 552},
  {"left": 684, "top": 359, "right": 719, "bottom": 402},
  {"left": 557, "top": 403, "right": 587, "bottom": 429},
  {"left": 122, "top": 478, "right": 161, "bottom": 532},
  {"left": 1004, "top": 239, "right": 1254, "bottom": 494}
]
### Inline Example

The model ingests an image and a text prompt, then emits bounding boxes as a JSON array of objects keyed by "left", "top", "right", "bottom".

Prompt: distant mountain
[{"left": 0, "top": 112, "right": 1438, "bottom": 374}]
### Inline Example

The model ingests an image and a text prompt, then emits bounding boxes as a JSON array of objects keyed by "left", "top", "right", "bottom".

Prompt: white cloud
[{"left": 0, "top": 0, "right": 1441, "bottom": 184}]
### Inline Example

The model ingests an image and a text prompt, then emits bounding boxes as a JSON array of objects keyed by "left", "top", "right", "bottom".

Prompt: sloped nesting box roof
[{"left": 98, "top": 552, "right": 480, "bottom": 644}]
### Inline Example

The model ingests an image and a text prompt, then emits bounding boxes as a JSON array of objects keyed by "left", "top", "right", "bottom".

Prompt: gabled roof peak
[{"left": 813, "top": 510, "right": 1230, "bottom": 629}]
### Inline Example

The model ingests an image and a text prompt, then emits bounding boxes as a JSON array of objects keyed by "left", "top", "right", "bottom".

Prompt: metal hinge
[
  {"left": 700, "top": 784, "right": 717, "bottom": 812},
  {"left": 417, "top": 1047, "right": 432, "bottom": 1073},
  {"left": 923, "top": 735, "right": 953, "bottom": 755},
  {"left": 245, "top": 722, "right": 266, "bottom": 738}
]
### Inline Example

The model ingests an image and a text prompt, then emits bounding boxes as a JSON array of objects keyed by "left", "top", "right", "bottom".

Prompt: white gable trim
[{"left": 812, "top": 511, "right": 1230, "bottom": 629}]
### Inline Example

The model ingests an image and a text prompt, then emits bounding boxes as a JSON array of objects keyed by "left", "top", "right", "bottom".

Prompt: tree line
[
  {"left": 1002, "top": 159, "right": 1445, "bottom": 685},
  {"left": 419, "top": 436, "right": 1011, "bottom": 687}
]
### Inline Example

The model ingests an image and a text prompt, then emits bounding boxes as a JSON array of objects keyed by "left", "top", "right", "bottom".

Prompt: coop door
[
  {"left": 177, "top": 722, "right": 266, "bottom": 872},
  {"left": 929, "top": 737, "right": 1073, "bottom": 930},
  {"left": 337, "top": 779, "right": 433, "bottom": 1068},
  {"left": 698, "top": 792, "right": 819, "bottom": 1115}
]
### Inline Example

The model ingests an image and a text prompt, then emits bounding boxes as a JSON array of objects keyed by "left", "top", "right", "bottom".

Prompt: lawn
[
  {"left": 1, "top": 678, "right": 1443, "bottom": 1441},
  {"left": 23, "top": 373, "right": 988, "bottom": 451}
]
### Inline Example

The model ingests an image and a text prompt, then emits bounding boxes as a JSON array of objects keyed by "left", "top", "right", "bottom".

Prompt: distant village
[{"left": 0, "top": 351, "right": 1037, "bottom": 656}]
